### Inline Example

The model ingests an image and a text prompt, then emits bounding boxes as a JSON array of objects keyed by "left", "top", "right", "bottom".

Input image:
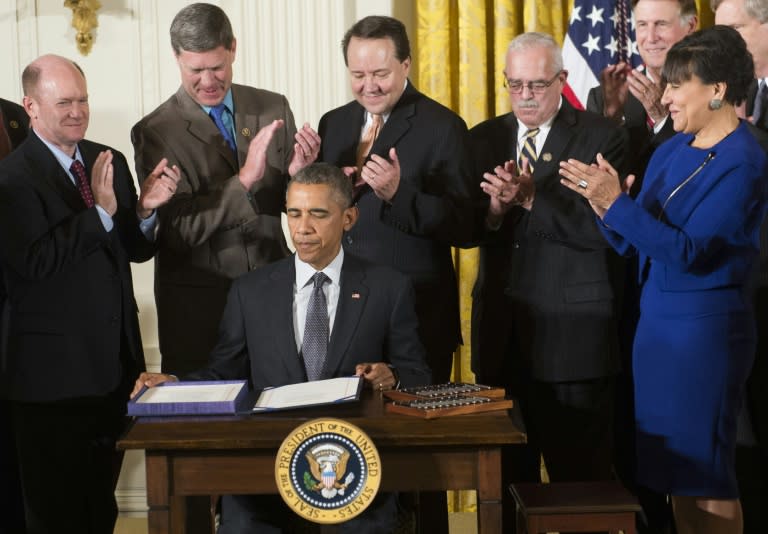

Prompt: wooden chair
[{"left": 509, "top": 481, "right": 642, "bottom": 534}]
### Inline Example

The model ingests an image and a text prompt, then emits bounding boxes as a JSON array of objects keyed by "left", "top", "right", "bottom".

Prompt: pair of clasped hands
[
  {"left": 480, "top": 153, "right": 632, "bottom": 221},
  {"left": 85, "top": 149, "right": 180, "bottom": 220},
  {"left": 129, "top": 362, "right": 398, "bottom": 399},
  {"left": 236, "top": 119, "right": 401, "bottom": 202}
]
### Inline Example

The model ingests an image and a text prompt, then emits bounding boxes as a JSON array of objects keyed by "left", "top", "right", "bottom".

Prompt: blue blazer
[
  {"left": 602, "top": 121, "right": 768, "bottom": 294},
  {"left": 188, "top": 253, "right": 432, "bottom": 390}
]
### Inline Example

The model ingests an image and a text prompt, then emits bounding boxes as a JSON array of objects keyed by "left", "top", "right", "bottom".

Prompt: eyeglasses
[{"left": 503, "top": 72, "right": 563, "bottom": 94}]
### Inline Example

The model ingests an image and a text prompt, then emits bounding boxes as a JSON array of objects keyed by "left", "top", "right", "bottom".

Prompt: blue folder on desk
[{"left": 127, "top": 380, "right": 250, "bottom": 416}]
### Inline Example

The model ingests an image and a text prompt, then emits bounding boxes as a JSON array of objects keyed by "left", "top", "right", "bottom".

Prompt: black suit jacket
[
  {"left": 586, "top": 87, "right": 675, "bottom": 185},
  {"left": 742, "top": 84, "right": 768, "bottom": 458},
  {"left": 469, "top": 100, "right": 628, "bottom": 385},
  {"left": 0, "top": 99, "right": 28, "bottom": 373},
  {"left": 0, "top": 132, "right": 153, "bottom": 401},
  {"left": 318, "top": 83, "right": 476, "bottom": 379},
  {"left": 188, "top": 254, "right": 431, "bottom": 390},
  {"left": 0, "top": 98, "right": 28, "bottom": 151}
]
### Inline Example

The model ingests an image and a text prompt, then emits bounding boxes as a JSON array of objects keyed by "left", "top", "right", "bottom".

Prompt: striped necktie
[{"left": 518, "top": 128, "right": 540, "bottom": 172}]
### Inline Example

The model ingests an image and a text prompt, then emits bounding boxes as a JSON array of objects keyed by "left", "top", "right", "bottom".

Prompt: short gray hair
[
  {"left": 170, "top": 3, "right": 235, "bottom": 55},
  {"left": 711, "top": 0, "right": 768, "bottom": 23},
  {"left": 506, "top": 32, "right": 564, "bottom": 73}
]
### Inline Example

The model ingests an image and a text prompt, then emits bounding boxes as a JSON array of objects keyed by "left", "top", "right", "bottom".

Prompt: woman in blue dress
[{"left": 559, "top": 26, "right": 768, "bottom": 534}]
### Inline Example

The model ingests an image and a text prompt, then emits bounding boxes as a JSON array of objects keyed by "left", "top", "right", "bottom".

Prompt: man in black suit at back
[
  {"left": 470, "top": 32, "right": 628, "bottom": 530},
  {"left": 317, "top": 18, "right": 476, "bottom": 529},
  {"left": 317, "top": 16, "right": 475, "bottom": 386},
  {"left": 0, "top": 96, "right": 28, "bottom": 534},
  {"left": 586, "top": 0, "right": 697, "bottom": 184}
]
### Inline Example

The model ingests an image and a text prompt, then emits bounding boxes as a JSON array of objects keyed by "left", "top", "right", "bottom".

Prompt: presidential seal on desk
[{"left": 275, "top": 418, "right": 381, "bottom": 523}]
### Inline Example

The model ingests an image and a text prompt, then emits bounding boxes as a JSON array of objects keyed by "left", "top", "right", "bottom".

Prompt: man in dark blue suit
[
  {"left": 317, "top": 16, "right": 476, "bottom": 386},
  {"left": 0, "top": 54, "right": 178, "bottom": 534},
  {"left": 0, "top": 96, "right": 29, "bottom": 534},
  {"left": 133, "top": 162, "right": 431, "bottom": 533}
]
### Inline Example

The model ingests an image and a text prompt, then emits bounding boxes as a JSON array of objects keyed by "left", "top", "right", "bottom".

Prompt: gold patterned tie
[
  {"left": 356, "top": 114, "right": 383, "bottom": 173},
  {"left": 518, "top": 128, "right": 540, "bottom": 172}
]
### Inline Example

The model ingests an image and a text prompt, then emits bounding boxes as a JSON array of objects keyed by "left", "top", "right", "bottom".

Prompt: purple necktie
[{"left": 70, "top": 160, "right": 95, "bottom": 208}]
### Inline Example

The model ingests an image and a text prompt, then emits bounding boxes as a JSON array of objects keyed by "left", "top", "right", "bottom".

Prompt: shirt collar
[
  {"left": 362, "top": 79, "right": 408, "bottom": 126},
  {"left": 516, "top": 96, "right": 561, "bottom": 139},
  {"left": 200, "top": 88, "right": 234, "bottom": 115},
  {"left": 33, "top": 129, "right": 83, "bottom": 169},
  {"left": 295, "top": 247, "right": 344, "bottom": 289}
]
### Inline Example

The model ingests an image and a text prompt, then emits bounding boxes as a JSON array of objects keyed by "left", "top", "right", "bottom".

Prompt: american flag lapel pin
[{"left": 351, "top": 291, "right": 360, "bottom": 299}]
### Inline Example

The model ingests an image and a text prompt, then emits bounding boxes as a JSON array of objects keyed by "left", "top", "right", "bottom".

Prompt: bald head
[
  {"left": 22, "top": 55, "right": 85, "bottom": 98},
  {"left": 22, "top": 54, "right": 90, "bottom": 154}
]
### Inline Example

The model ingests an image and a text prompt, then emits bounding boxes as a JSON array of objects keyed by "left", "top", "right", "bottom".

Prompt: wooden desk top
[{"left": 118, "top": 390, "right": 525, "bottom": 451}]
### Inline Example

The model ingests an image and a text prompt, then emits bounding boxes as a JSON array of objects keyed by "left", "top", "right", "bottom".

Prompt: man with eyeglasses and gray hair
[{"left": 469, "top": 31, "right": 627, "bottom": 528}]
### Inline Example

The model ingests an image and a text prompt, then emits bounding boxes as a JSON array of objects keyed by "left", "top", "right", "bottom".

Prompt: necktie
[
  {"left": 70, "top": 160, "right": 95, "bottom": 208},
  {"left": 209, "top": 104, "right": 237, "bottom": 156},
  {"left": 753, "top": 80, "right": 768, "bottom": 130},
  {"left": 518, "top": 128, "right": 539, "bottom": 172},
  {"left": 356, "top": 114, "right": 383, "bottom": 174},
  {"left": 302, "top": 272, "right": 330, "bottom": 381},
  {"left": 0, "top": 113, "right": 11, "bottom": 160}
]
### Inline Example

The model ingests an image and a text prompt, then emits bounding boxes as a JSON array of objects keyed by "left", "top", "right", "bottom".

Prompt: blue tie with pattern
[
  {"left": 303, "top": 272, "right": 330, "bottom": 381},
  {"left": 209, "top": 104, "right": 237, "bottom": 156}
]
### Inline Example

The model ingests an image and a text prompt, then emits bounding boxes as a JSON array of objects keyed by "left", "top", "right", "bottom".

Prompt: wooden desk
[{"left": 118, "top": 391, "right": 525, "bottom": 534}]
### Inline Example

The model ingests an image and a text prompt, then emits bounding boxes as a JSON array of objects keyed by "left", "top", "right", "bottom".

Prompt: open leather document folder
[{"left": 127, "top": 376, "right": 363, "bottom": 416}]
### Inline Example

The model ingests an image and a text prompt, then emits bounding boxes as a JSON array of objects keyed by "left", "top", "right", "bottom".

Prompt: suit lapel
[
  {"left": 335, "top": 104, "right": 366, "bottom": 167},
  {"left": 500, "top": 113, "right": 519, "bottom": 162},
  {"left": 535, "top": 101, "right": 578, "bottom": 181},
  {"left": 232, "top": 84, "right": 259, "bottom": 168},
  {"left": 369, "top": 83, "right": 418, "bottom": 159},
  {"left": 175, "top": 87, "right": 238, "bottom": 171},
  {"left": 325, "top": 256, "right": 367, "bottom": 377},
  {"left": 27, "top": 134, "right": 85, "bottom": 212},
  {"left": 269, "top": 260, "right": 306, "bottom": 381}
]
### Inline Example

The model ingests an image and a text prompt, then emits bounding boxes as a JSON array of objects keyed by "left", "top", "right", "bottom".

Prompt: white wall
[{"left": 0, "top": 0, "right": 402, "bottom": 514}]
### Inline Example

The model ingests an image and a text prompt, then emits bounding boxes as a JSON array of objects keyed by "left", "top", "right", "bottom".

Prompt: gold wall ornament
[{"left": 64, "top": 0, "right": 101, "bottom": 56}]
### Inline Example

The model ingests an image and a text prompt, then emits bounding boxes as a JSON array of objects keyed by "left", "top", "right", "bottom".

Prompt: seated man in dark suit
[{"left": 133, "top": 162, "right": 431, "bottom": 533}]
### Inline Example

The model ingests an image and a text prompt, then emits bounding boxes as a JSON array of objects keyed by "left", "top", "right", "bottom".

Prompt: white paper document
[
  {"left": 252, "top": 376, "right": 362, "bottom": 411},
  {"left": 136, "top": 383, "right": 244, "bottom": 404}
]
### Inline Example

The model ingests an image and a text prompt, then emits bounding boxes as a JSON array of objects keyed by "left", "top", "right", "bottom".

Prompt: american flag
[{"left": 562, "top": 0, "right": 642, "bottom": 109}]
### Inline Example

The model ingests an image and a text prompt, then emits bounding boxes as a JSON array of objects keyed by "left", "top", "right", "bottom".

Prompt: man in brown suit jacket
[{"left": 131, "top": 3, "right": 320, "bottom": 376}]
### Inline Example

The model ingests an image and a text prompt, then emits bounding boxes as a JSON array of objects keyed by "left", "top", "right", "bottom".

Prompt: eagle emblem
[{"left": 303, "top": 444, "right": 356, "bottom": 498}]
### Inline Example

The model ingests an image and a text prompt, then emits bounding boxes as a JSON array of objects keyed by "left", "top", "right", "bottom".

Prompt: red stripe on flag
[{"left": 563, "top": 84, "right": 585, "bottom": 110}]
